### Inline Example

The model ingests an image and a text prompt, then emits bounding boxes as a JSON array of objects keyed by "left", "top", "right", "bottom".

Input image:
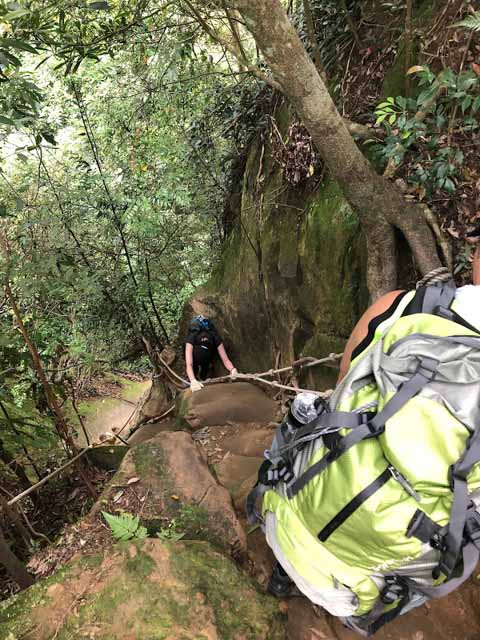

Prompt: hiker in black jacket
[{"left": 185, "top": 315, "right": 238, "bottom": 392}]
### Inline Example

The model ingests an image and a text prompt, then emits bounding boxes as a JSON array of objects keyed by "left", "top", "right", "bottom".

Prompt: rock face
[
  {"left": 177, "top": 382, "right": 279, "bottom": 430},
  {"left": 178, "top": 105, "right": 368, "bottom": 384},
  {"left": 0, "top": 539, "right": 287, "bottom": 640},
  {"left": 97, "top": 431, "right": 247, "bottom": 555}
]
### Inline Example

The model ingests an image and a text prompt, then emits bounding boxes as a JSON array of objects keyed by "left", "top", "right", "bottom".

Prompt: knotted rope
[{"left": 416, "top": 267, "right": 453, "bottom": 289}]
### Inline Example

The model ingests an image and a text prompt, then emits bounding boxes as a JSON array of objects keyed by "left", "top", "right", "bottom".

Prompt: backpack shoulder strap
[{"left": 419, "top": 278, "right": 456, "bottom": 317}]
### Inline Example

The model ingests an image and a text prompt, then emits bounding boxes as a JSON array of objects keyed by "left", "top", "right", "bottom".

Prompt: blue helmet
[{"left": 190, "top": 314, "right": 211, "bottom": 331}]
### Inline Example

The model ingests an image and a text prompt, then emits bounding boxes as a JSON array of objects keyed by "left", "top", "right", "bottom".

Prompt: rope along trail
[{"left": 6, "top": 353, "right": 343, "bottom": 506}]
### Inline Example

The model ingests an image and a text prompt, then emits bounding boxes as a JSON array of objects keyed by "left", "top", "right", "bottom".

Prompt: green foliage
[
  {"left": 454, "top": 12, "right": 480, "bottom": 32},
  {"left": 296, "top": 0, "right": 360, "bottom": 76},
  {"left": 372, "top": 65, "right": 479, "bottom": 196},
  {"left": 0, "top": 5, "right": 245, "bottom": 494},
  {"left": 156, "top": 518, "right": 185, "bottom": 542},
  {"left": 454, "top": 244, "right": 473, "bottom": 276},
  {"left": 102, "top": 511, "right": 148, "bottom": 541}
]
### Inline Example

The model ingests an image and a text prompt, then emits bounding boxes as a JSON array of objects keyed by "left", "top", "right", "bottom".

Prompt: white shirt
[{"left": 453, "top": 285, "right": 480, "bottom": 331}]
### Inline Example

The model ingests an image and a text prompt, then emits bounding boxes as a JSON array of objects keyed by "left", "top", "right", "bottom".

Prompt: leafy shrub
[{"left": 372, "top": 65, "right": 480, "bottom": 196}]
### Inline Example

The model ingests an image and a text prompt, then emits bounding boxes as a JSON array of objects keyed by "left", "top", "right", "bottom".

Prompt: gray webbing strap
[
  {"left": 268, "top": 412, "right": 371, "bottom": 460},
  {"left": 420, "top": 280, "right": 456, "bottom": 315},
  {"left": 345, "top": 575, "right": 411, "bottom": 637},
  {"left": 440, "top": 430, "right": 480, "bottom": 578},
  {"left": 287, "top": 357, "right": 439, "bottom": 498},
  {"left": 412, "top": 542, "right": 479, "bottom": 599},
  {"left": 446, "top": 336, "right": 480, "bottom": 349},
  {"left": 246, "top": 482, "right": 269, "bottom": 525},
  {"left": 358, "top": 541, "right": 478, "bottom": 635},
  {"left": 294, "top": 411, "right": 370, "bottom": 439}
]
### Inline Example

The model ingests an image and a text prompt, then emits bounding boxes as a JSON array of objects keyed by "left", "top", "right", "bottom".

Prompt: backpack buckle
[
  {"left": 266, "top": 461, "right": 294, "bottom": 486},
  {"left": 380, "top": 576, "right": 408, "bottom": 604}
]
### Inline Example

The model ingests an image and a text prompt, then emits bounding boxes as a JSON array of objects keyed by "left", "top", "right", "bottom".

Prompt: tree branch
[{"left": 182, "top": 0, "right": 282, "bottom": 91}]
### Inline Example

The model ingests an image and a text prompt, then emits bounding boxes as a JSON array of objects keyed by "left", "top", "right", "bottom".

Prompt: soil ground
[{"left": 72, "top": 376, "right": 151, "bottom": 446}]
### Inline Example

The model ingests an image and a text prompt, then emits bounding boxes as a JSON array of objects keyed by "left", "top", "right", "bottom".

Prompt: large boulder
[
  {"left": 0, "top": 539, "right": 287, "bottom": 639},
  {"left": 94, "top": 431, "right": 246, "bottom": 555},
  {"left": 178, "top": 382, "right": 279, "bottom": 430}
]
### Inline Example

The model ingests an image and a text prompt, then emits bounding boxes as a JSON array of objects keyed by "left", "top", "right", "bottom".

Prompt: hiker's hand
[
  {"left": 190, "top": 379, "right": 204, "bottom": 393},
  {"left": 230, "top": 367, "right": 238, "bottom": 379}
]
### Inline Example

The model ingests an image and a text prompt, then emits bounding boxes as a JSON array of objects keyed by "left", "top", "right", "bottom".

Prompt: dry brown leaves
[{"left": 270, "top": 119, "right": 320, "bottom": 186}]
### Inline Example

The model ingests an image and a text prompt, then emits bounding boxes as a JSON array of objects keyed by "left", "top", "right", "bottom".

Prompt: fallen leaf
[
  {"left": 407, "top": 65, "right": 425, "bottom": 75},
  {"left": 113, "top": 490, "right": 124, "bottom": 503},
  {"left": 127, "top": 477, "right": 140, "bottom": 485},
  {"left": 171, "top": 495, "right": 180, "bottom": 501}
]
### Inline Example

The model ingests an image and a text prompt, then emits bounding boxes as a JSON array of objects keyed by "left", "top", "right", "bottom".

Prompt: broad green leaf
[
  {"left": 472, "top": 96, "right": 480, "bottom": 114},
  {"left": 377, "top": 101, "right": 395, "bottom": 109},
  {"left": 462, "top": 95, "right": 473, "bottom": 113},
  {"left": 0, "top": 38, "right": 37, "bottom": 54},
  {"left": 41, "top": 131, "right": 57, "bottom": 145},
  {"left": 0, "top": 48, "right": 21, "bottom": 66},
  {"left": 4, "top": 9, "right": 30, "bottom": 19},
  {"left": 88, "top": 1, "right": 110, "bottom": 10},
  {"left": 102, "top": 511, "right": 146, "bottom": 541}
]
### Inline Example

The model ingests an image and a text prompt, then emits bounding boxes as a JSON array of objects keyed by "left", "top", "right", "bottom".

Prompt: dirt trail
[{"left": 75, "top": 378, "right": 151, "bottom": 446}]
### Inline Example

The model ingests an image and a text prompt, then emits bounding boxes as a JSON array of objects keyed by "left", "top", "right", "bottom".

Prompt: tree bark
[
  {"left": 4, "top": 282, "right": 76, "bottom": 454},
  {"left": 0, "top": 522, "right": 34, "bottom": 589},
  {"left": 0, "top": 438, "right": 32, "bottom": 493},
  {"left": 0, "top": 495, "right": 31, "bottom": 551},
  {"left": 230, "top": 0, "right": 442, "bottom": 297}
]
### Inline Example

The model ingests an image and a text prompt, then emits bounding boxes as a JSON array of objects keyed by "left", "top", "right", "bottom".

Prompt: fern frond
[
  {"left": 102, "top": 511, "right": 147, "bottom": 541},
  {"left": 454, "top": 12, "right": 480, "bottom": 32}
]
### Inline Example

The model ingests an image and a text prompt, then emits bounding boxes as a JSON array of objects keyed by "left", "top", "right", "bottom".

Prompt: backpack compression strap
[
  {"left": 287, "top": 356, "right": 439, "bottom": 498},
  {"left": 285, "top": 279, "right": 457, "bottom": 499}
]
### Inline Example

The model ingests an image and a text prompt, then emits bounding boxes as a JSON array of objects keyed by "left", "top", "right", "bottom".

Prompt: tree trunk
[
  {"left": 0, "top": 495, "right": 31, "bottom": 551},
  {"left": 405, "top": 0, "right": 413, "bottom": 96},
  {"left": 0, "top": 522, "right": 34, "bottom": 589},
  {"left": 0, "top": 399, "right": 41, "bottom": 484},
  {"left": 231, "top": 0, "right": 442, "bottom": 297},
  {"left": 4, "top": 282, "right": 76, "bottom": 454},
  {"left": 0, "top": 438, "right": 32, "bottom": 494}
]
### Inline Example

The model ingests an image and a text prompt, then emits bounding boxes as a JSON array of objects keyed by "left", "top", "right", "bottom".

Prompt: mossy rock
[
  {"left": 87, "top": 445, "right": 129, "bottom": 471},
  {"left": 96, "top": 432, "right": 247, "bottom": 555},
  {"left": 0, "top": 539, "right": 287, "bottom": 640},
  {"left": 177, "top": 382, "right": 278, "bottom": 430}
]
